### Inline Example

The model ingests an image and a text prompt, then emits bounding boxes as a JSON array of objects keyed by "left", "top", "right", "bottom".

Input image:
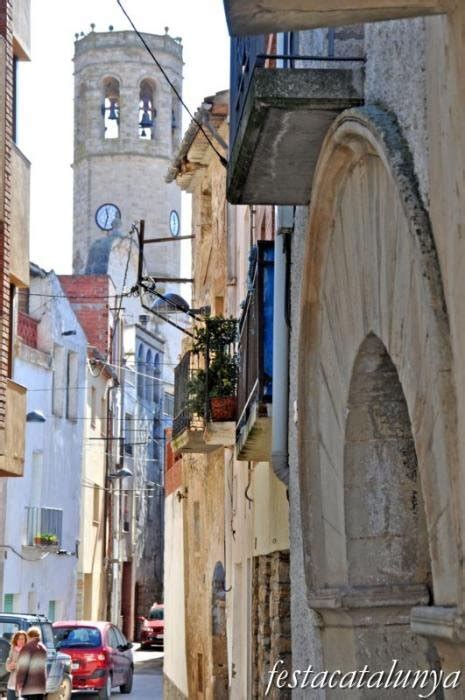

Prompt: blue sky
[{"left": 18, "top": 0, "right": 230, "bottom": 273}]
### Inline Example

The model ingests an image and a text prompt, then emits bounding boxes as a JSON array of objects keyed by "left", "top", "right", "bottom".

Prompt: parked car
[
  {"left": 0, "top": 612, "right": 72, "bottom": 699},
  {"left": 52, "top": 620, "right": 133, "bottom": 699},
  {"left": 140, "top": 603, "right": 164, "bottom": 649}
]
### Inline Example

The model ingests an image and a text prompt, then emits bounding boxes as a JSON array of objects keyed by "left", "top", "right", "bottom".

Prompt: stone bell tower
[{"left": 72, "top": 27, "right": 183, "bottom": 276}]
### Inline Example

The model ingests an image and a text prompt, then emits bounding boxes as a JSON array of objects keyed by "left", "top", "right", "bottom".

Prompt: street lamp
[
  {"left": 26, "top": 410, "right": 46, "bottom": 423},
  {"left": 108, "top": 467, "right": 133, "bottom": 480}
]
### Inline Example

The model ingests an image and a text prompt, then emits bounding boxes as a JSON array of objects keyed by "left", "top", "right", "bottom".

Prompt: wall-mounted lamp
[
  {"left": 109, "top": 467, "right": 133, "bottom": 480},
  {"left": 26, "top": 410, "right": 46, "bottom": 423}
]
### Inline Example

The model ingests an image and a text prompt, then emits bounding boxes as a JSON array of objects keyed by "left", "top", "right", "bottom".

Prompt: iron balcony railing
[
  {"left": 173, "top": 351, "right": 193, "bottom": 438},
  {"left": 230, "top": 32, "right": 365, "bottom": 154},
  {"left": 26, "top": 506, "right": 63, "bottom": 547},
  {"left": 237, "top": 242, "right": 275, "bottom": 434}
]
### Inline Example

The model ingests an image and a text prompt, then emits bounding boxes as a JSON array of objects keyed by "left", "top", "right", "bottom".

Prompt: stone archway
[{"left": 297, "top": 107, "right": 464, "bottom": 683}]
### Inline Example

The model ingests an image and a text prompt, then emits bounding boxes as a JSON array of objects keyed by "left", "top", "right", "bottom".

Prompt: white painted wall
[
  {"left": 2, "top": 271, "right": 87, "bottom": 620},
  {"left": 164, "top": 492, "right": 188, "bottom": 695}
]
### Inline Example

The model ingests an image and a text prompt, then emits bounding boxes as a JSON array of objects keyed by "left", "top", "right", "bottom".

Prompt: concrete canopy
[{"left": 223, "top": 0, "right": 446, "bottom": 36}]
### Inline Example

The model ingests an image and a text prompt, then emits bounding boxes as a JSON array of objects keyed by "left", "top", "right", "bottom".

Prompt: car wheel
[
  {"left": 47, "top": 675, "right": 72, "bottom": 700},
  {"left": 98, "top": 674, "right": 112, "bottom": 699},
  {"left": 120, "top": 668, "right": 134, "bottom": 694}
]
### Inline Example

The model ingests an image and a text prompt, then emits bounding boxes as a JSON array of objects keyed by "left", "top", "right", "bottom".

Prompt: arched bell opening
[
  {"left": 139, "top": 79, "right": 156, "bottom": 140},
  {"left": 102, "top": 76, "right": 120, "bottom": 139}
]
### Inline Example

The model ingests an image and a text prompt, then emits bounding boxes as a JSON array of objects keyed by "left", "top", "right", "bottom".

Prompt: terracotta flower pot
[{"left": 210, "top": 396, "right": 237, "bottom": 422}]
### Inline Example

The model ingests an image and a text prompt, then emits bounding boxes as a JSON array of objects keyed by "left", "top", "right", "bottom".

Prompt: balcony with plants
[{"left": 172, "top": 317, "right": 238, "bottom": 454}]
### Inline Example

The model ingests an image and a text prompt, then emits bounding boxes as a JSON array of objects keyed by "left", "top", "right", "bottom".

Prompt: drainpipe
[{"left": 271, "top": 206, "right": 294, "bottom": 485}]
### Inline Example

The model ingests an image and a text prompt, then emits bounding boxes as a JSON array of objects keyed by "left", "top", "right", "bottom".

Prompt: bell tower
[{"left": 72, "top": 27, "right": 183, "bottom": 276}]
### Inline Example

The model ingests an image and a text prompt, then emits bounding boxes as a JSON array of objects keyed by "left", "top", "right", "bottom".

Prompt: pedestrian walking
[
  {"left": 15, "top": 628, "right": 47, "bottom": 700},
  {"left": 5, "top": 631, "right": 27, "bottom": 700}
]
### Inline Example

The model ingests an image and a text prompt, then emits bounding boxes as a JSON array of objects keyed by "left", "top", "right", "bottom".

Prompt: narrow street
[{"left": 74, "top": 649, "right": 163, "bottom": 700}]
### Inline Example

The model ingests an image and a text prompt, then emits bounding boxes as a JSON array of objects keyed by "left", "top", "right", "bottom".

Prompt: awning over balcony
[{"left": 223, "top": 0, "right": 445, "bottom": 36}]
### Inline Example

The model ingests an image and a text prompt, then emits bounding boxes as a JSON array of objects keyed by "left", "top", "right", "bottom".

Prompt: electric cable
[{"left": 116, "top": 0, "right": 228, "bottom": 168}]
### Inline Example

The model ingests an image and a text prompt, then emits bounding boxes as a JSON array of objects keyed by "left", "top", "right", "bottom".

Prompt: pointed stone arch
[{"left": 297, "top": 107, "right": 463, "bottom": 675}]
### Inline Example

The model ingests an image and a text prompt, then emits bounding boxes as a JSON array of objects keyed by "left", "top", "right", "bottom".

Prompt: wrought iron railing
[
  {"left": 173, "top": 351, "right": 193, "bottom": 438},
  {"left": 237, "top": 242, "right": 275, "bottom": 433},
  {"left": 230, "top": 32, "right": 365, "bottom": 154}
]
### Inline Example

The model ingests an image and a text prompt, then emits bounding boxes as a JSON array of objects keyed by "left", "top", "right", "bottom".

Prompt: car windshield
[
  {"left": 149, "top": 608, "right": 164, "bottom": 621},
  {"left": 54, "top": 626, "right": 102, "bottom": 649}
]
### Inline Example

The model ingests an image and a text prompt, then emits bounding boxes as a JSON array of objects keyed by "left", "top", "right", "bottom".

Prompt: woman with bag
[
  {"left": 5, "top": 631, "right": 27, "bottom": 700},
  {"left": 15, "top": 627, "right": 47, "bottom": 700}
]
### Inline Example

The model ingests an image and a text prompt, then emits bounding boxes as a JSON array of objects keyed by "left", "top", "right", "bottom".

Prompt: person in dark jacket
[{"left": 15, "top": 627, "right": 47, "bottom": 700}]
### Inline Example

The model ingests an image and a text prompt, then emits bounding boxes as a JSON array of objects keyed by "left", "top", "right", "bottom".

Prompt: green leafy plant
[
  {"left": 35, "top": 533, "right": 58, "bottom": 546},
  {"left": 187, "top": 316, "right": 238, "bottom": 418}
]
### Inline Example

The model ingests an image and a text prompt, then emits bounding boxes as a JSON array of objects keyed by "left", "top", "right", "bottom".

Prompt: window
[
  {"left": 100, "top": 397, "right": 107, "bottom": 436},
  {"left": 108, "top": 627, "right": 119, "bottom": 650},
  {"left": 66, "top": 351, "right": 79, "bottom": 420},
  {"left": 153, "top": 354, "right": 161, "bottom": 404},
  {"left": 137, "top": 345, "right": 144, "bottom": 397},
  {"left": 90, "top": 386, "right": 97, "bottom": 429},
  {"left": 164, "top": 393, "right": 174, "bottom": 417},
  {"left": 145, "top": 349, "right": 153, "bottom": 402},
  {"left": 26, "top": 507, "right": 63, "bottom": 547},
  {"left": 54, "top": 626, "right": 102, "bottom": 649},
  {"left": 93, "top": 485, "right": 100, "bottom": 524},
  {"left": 139, "top": 79, "right": 156, "bottom": 139},
  {"left": 48, "top": 600, "right": 56, "bottom": 622},
  {"left": 122, "top": 493, "right": 130, "bottom": 533},
  {"left": 149, "top": 607, "right": 164, "bottom": 621},
  {"left": 3, "top": 594, "right": 14, "bottom": 613},
  {"left": 124, "top": 413, "right": 133, "bottom": 456},
  {"left": 52, "top": 345, "right": 66, "bottom": 417},
  {"left": 102, "top": 77, "right": 120, "bottom": 139}
]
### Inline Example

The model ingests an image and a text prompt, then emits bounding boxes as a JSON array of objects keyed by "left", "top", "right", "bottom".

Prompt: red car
[
  {"left": 52, "top": 620, "right": 134, "bottom": 699},
  {"left": 140, "top": 603, "right": 164, "bottom": 649}
]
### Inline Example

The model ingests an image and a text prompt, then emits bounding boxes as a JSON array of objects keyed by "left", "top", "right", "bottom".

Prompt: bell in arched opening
[{"left": 139, "top": 79, "right": 156, "bottom": 139}]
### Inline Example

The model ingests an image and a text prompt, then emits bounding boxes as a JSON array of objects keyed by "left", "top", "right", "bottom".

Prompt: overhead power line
[{"left": 116, "top": 0, "right": 228, "bottom": 168}]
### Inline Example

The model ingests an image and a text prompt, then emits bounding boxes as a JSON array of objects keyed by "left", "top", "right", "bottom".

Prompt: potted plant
[{"left": 188, "top": 316, "right": 238, "bottom": 422}]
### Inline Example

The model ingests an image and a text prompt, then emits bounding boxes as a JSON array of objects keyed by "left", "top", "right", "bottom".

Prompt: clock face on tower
[
  {"left": 95, "top": 203, "right": 121, "bottom": 231},
  {"left": 169, "top": 210, "right": 180, "bottom": 237}
]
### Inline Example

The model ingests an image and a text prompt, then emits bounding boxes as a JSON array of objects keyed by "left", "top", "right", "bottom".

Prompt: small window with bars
[{"left": 163, "top": 392, "right": 174, "bottom": 417}]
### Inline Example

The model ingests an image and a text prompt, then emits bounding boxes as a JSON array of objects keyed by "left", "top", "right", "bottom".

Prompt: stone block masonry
[{"left": 252, "top": 550, "right": 292, "bottom": 699}]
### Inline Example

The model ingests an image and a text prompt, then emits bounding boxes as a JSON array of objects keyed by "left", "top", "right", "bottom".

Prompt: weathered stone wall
[
  {"left": 365, "top": 17, "right": 430, "bottom": 208},
  {"left": 252, "top": 551, "right": 292, "bottom": 699}
]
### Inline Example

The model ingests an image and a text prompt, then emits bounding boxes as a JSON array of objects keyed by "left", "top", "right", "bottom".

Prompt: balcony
[
  {"left": 18, "top": 311, "right": 38, "bottom": 348},
  {"left": 228, "top": 35, "right": 364, "bottom": 204},
  {"left": 223, "top": 0, "right": 445, "bottom": 36},
  {"left": 172, "top": 350, "right": 236, "bottom": 455},
  {"left": 0, "top": 379, "right": 26, "bottom": 477},
  {"left": 236, "top": 242, "right": 274, "bottom": 461},
  {"left": 10, "top": 145, "right": 30, "bottom": 288}
]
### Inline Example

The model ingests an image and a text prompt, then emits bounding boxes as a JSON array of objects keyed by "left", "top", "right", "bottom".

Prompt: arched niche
[
  {"left": 139, "top": 78, "right": 156, "bottom": 140},
  {"left": 297, "top": 107, "right": 462, "bottom": 677},
  {"left": 102, "top": 76, "right": 120, "bottom": 139}
]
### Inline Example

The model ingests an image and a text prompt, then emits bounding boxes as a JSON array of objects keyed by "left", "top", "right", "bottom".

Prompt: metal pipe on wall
[{"left": 271, "top": 206, "right": 294, "bottom": 485}]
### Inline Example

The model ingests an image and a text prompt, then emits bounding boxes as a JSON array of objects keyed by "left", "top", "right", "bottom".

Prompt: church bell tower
[{"left": 72, "top": 27, "right": 183, "bottom": 277}]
